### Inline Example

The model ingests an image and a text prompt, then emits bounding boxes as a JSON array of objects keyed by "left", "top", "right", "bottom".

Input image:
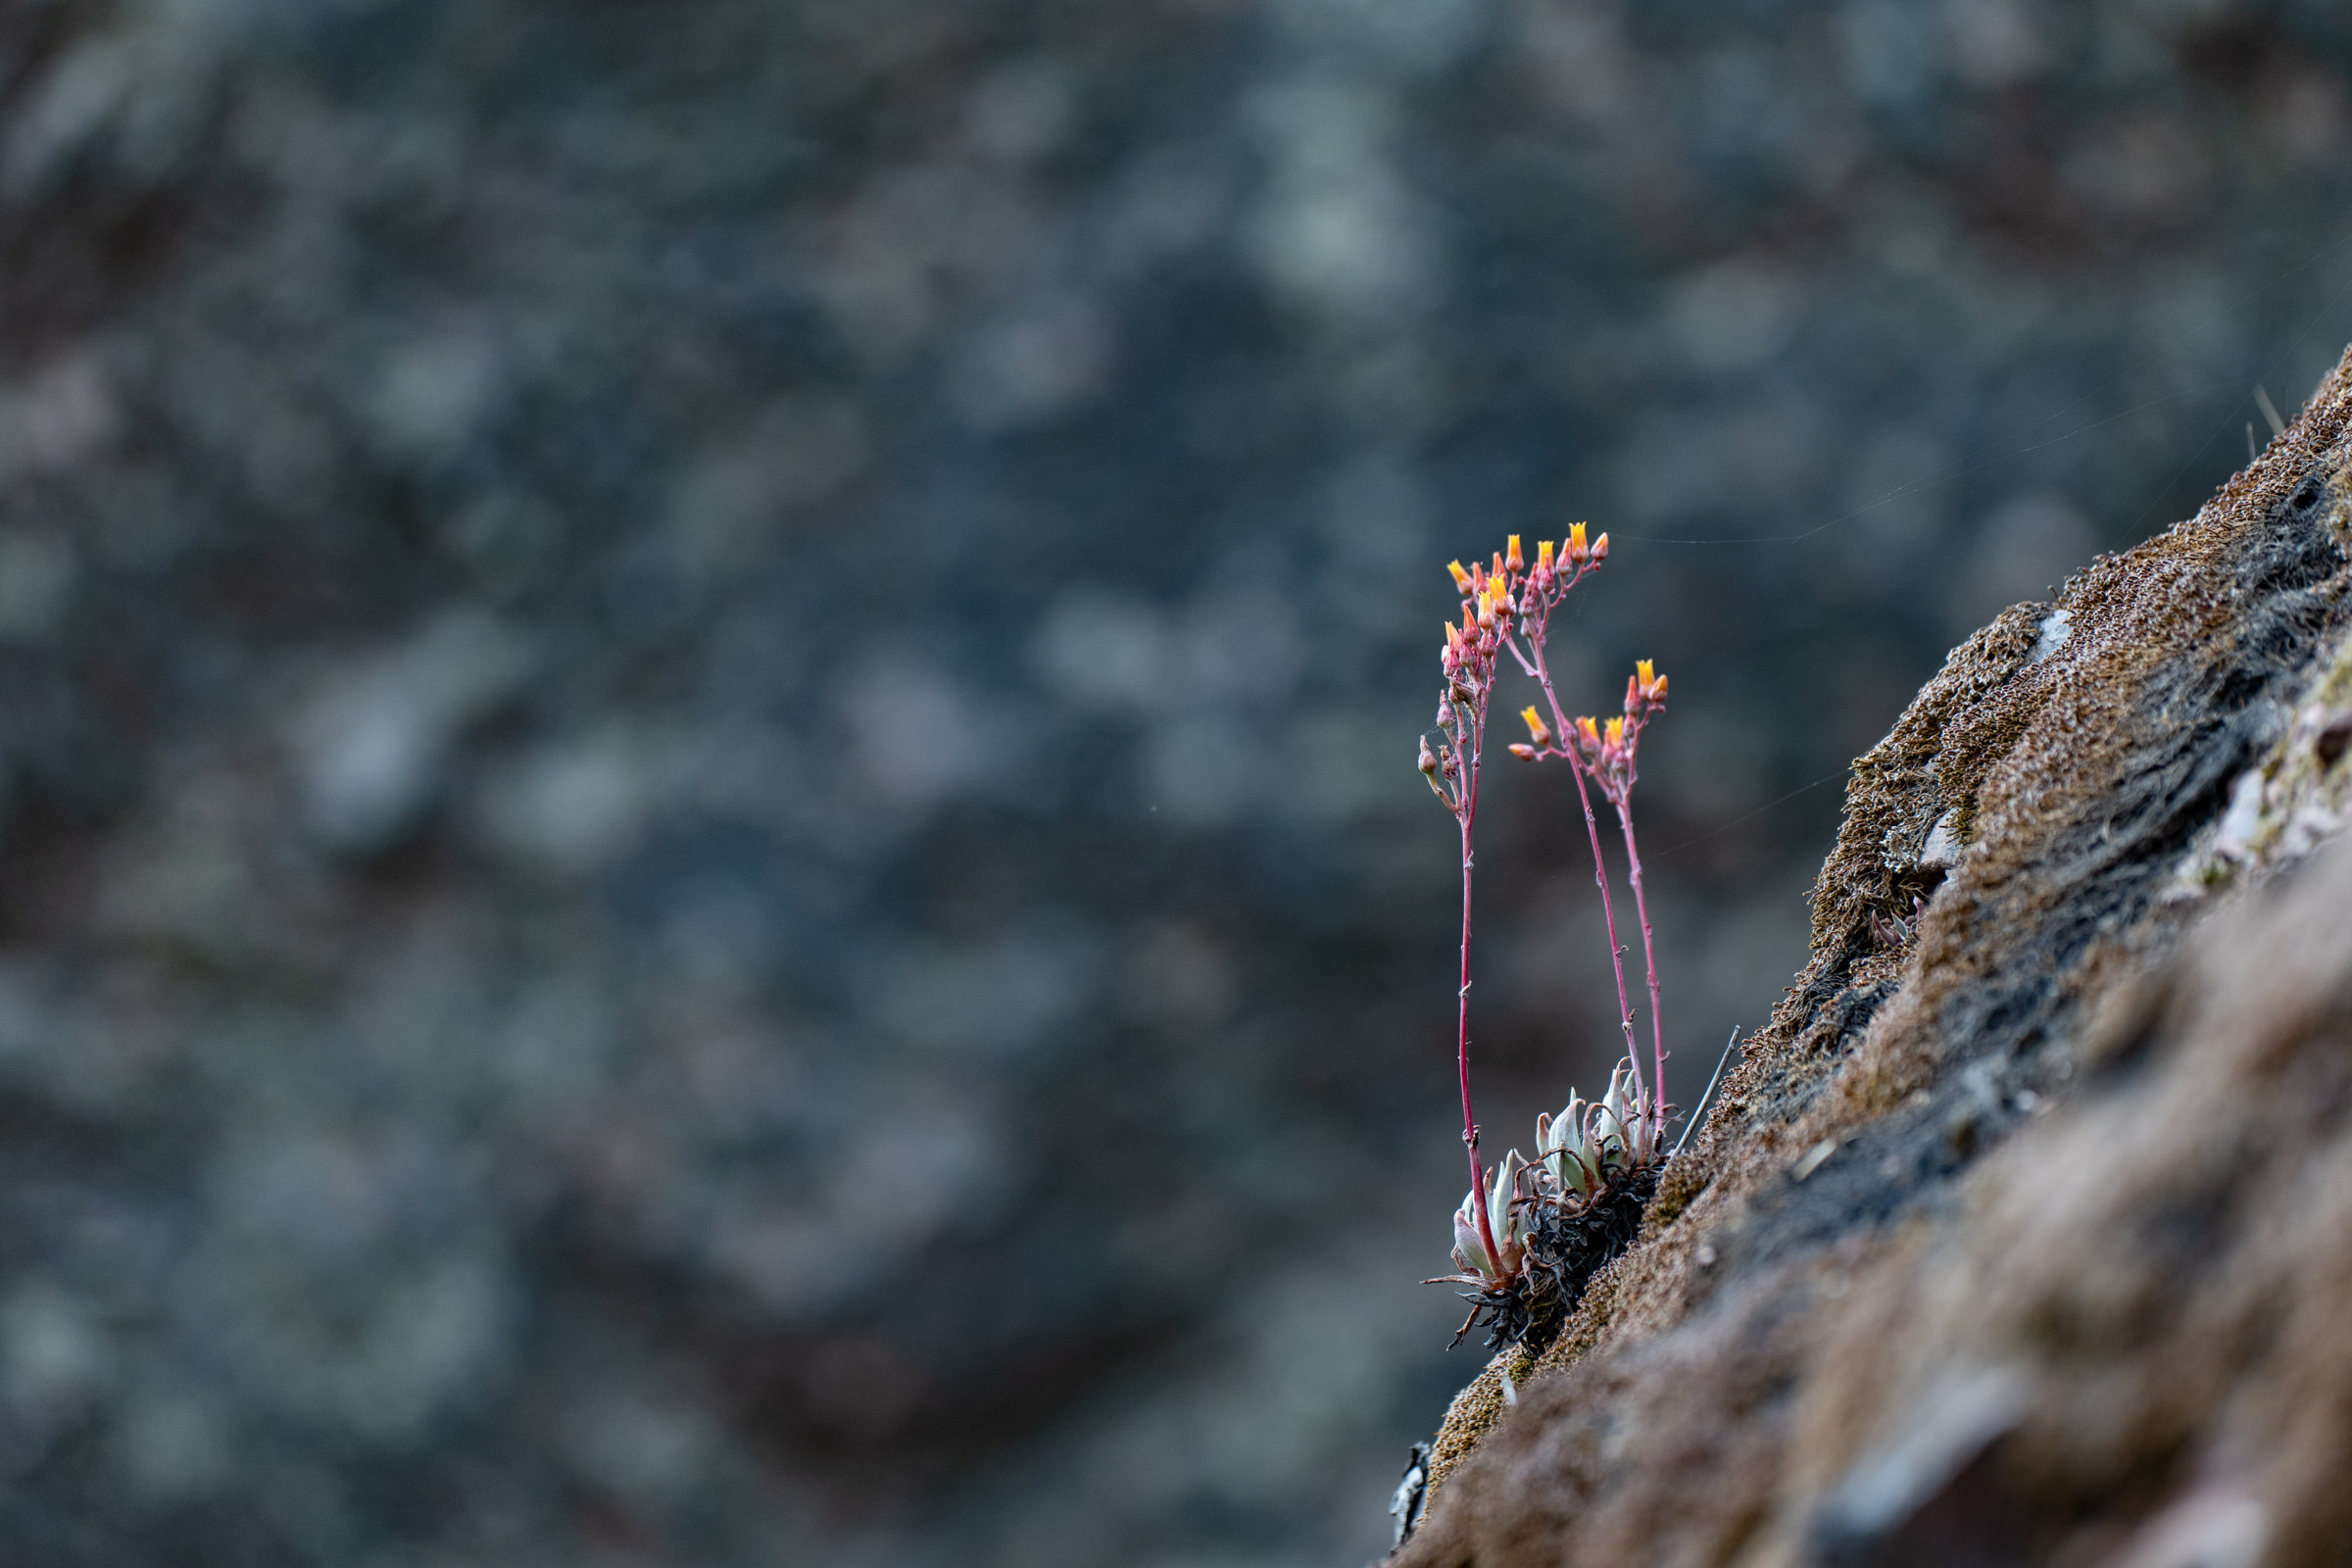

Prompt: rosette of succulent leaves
[
  {"left": 1430, "top": 1062, "right": 1659, "bottom": 1289},
  {"left": 1536, "top": 1059, "right": 1660, "bottom": 1202},
  {"left": 1418, "top": 530, "right": 1674, "bottom": 1349}
]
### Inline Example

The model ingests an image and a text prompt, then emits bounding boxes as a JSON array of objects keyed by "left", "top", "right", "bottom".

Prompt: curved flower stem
[
  {"left": 1615, "top": 800, "right": 1666, "bottom": 1140},
  {"left": 1524, "top": 638, "right": 1642, "bottom": 1106},
  {"left": 1457, "top": 728, "right": 1502, "bottom": 1270}
]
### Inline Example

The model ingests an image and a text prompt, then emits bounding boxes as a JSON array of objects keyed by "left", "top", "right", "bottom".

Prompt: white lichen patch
[
  {"left": 2028, "top": 609, "right": 2072, "bottom": 664},
  {"left": 2171, "top": 623, "right": 2352, "bottom": 898},
  {"left": 1919, "top": 808, "right": 1964, "bottom": 872}
]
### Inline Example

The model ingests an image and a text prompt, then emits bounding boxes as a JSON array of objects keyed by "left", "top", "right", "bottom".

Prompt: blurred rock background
[{"left": 0, "top": 0, "right": 2343, "bottom": 1563}]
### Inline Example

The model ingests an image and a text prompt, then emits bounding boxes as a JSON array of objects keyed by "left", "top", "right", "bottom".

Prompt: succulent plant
[
  {"left": 1535, "top": 1059, "right": 1660, "bottom": 1201},
  {"left": 1440, "top": 1149, "right": 1532, "bottom": 1288},
  {"left": 1416, "top": 527, "right": 1678, "bottom": 1350}
]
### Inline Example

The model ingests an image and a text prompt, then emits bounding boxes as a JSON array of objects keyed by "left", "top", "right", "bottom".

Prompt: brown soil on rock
[{"left": 1393, "top": 342, "right": 2352, "bottom": 1567}]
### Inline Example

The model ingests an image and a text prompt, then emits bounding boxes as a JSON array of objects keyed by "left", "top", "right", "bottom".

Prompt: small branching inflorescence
[
  {"left": 1417, "top": 525, "right": 1680, "bottom": 1352},
  {"left": 1560, "top": 658, "right": 1672, "bottom": 1139}
]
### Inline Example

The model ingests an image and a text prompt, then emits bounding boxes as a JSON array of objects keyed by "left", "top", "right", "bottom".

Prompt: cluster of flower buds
[
  {"left": 1564, "top": 659, "right": 1668, "bottom": 806},
  {"left": 1441, "top": 548, "right": 1516, "bottom": 681},
  {"left": 1533, "top": 1059, "right": 1660, "bottom": 1201},
  {"left": 1443, "top": 1149, "right": 1531, "bottom": 1289},
  {"left": 1521, "top": 521, "right": 1606, "bottom": 616},
  {"left": 1626, "top": 657, "right": 1668, "bottom": 712},
  {"left": 1477, "top": 525, "right": 1610, "bottom": 653},
  {"left": 1428, "top": 529, "right": 1613, "bottom": 800},
  {"left": 1423, "top": 546, "right": 1516, "bottom": 816}
]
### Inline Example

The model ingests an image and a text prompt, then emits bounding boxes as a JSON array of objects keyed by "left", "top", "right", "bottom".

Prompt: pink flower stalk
[{"left": 1418, "top": 546, "right": 1524, "bottom": 1275}]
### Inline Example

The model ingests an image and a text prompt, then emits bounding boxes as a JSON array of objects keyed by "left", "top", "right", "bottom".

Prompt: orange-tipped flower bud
[
  {"left": 1506, "top": 535, "right": 1524, "bottom": 571},
  {"left": 1507, "top": 743, "right": 1536, "bottom": 760},
  {"left": 1577, "top": 716, "right": 1601, "bottom": 748},
  {"left": 1652, "top": 672, "right": 1668, "bottom": 700},
  {"left": 1605, "top": 716, "right": 1626, "bottom": 749},
  {"left": 1447, "top": 560, "right": 1473, "bottom": 594},
  {"left": 1592, "top": 531, "right": 1609, "bottom": 561},
  {"left": 1521, "top": 706, "right": 1550, "bottom": 746}
]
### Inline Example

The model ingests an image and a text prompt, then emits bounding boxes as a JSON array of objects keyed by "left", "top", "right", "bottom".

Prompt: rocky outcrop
[{"left": 1394, "top": 342, "right": 2352, "bottom": 1567}]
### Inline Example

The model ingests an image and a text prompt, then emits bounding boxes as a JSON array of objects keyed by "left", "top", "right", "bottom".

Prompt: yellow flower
[
  {"left": 1605, "top": 716, "right": 1626, "bottom": 749},
  {"left": 1567, "top": 522, "right": 1589, "bottom": 558},
  {"left": 1636, "top": 659, "right": 1654, "bottom": 688},
  {"left": 1520, "top": 707, "right": 1550, "bottom": 745},
  {"left": 1447, "top": 560, "right": 1473, "bottom": 593},
  {"left": 1506, "top": 535, "right": 1523, "bottom": 571},
  {"left": 1537, "top": 539, "right": 1554, "bottom": 570}
]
